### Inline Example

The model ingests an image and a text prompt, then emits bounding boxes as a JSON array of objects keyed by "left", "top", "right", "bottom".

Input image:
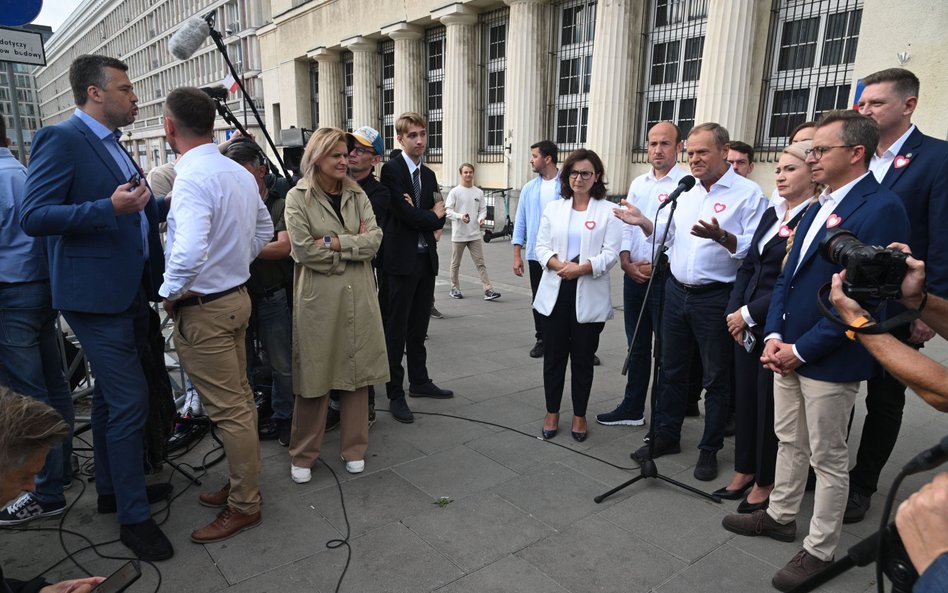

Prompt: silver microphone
[{"left": 169, "top": 16, "right": 210, "bottom": 61}]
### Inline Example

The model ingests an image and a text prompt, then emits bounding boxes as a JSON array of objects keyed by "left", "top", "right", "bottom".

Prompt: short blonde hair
[
  {"left": 301, "top": 127, "right": 359, "bottom": 193},
  {"left": 0, "top": 385, "right": 69, "bottom": 474},
  {"left": 395, "top": 112, "right": 426, "bottom": 136}
]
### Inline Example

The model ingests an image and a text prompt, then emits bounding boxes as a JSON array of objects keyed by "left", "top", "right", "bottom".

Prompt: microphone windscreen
[
  {"left": 680, "top": 175, "right": 696, "bottom": 191},
  {"left": 169, "top": 17, "right": 210, "bottom": 61}
]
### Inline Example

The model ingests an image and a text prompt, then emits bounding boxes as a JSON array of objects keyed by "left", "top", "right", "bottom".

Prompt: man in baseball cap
[{"left": 347, "top": 126, "right": 385, "bottom": 160}]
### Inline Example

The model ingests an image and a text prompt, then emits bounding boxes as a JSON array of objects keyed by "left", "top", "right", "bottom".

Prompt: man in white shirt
[
  {"left": 618, "top": 123, "right": 766, "bottom": 481},
  {"left": 445, "top": 163, "right": 500, "bottom": 301},
  {"left": 597, "top": 121, "right": 685, "bottom": 426},
  {"left": 159, "top": 87, "right": 273, "bottom": 544}
]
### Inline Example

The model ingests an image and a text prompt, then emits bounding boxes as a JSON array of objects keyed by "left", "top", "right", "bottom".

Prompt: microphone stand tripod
[
  {"left": 203, "top": 12, "right": 292, "bottom": 179},
  {"left": 594, "top": 196, "right": 721, "bottom": 504},
  {"left": 206, "top": 91, "right": 282, "bottom": 180}
]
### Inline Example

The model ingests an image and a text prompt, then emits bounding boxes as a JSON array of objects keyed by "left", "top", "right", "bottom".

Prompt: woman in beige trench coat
[{"left": 284, "top": 127, "right": 389, "bottom": 483}]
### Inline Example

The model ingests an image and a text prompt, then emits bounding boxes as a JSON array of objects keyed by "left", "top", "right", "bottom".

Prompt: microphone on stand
[
  {"left": 656, "top": 175, "right": 696, "bottom": 211},
  {"left": 169, "top": 16, "right": 211, "bottom": 61}
]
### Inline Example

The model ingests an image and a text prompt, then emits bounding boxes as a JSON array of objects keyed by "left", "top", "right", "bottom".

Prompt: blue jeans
[
  {"left": 253, "top": 287, "right": 293, "bottom": 421},
  {"left": 654, "top": 280, "right": 733, "bottom": 452},
  {"left": 616, "top": 273, "right": 664, "bottom": 419},
  {"left": 0, "top": 281, "right": 74, "bottom": 505}
]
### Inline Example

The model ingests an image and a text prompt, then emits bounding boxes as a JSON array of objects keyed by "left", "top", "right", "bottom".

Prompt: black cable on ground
[{"left": 317, "top": 459, "right": 352, "bottom": 593}]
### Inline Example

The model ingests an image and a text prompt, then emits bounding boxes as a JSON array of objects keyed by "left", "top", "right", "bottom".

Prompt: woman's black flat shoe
[
  {"left": 737, "top": 496, "right": 769, "bottom": 514},
  {"left": 542, "top": 428, "right": 557, "bottom": 439},
  {"left": 571, "top": 431, "right": 587, "bottom": 442},
  {"left": 712, "top": 481, "right": 754, "bottom": 500}
]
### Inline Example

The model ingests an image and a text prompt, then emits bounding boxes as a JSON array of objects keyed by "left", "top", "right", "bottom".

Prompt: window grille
[
  {"left": 478, "top": 7, "right": 508, "bottom": 162},
  {"left": 551, "top": 0, "right": 596, "bottom": 152},
  {"left": 424, "top": 26, "right": 445, "bottom": 163},
  {"left": 379, "top": 40, "right": 395, "bottom": 156},
  {"left": 755, "top": 0, "right": 863, "bottom": 156},
  {"left": 342, "top": 50, "right": 353, "bottom": 132}
]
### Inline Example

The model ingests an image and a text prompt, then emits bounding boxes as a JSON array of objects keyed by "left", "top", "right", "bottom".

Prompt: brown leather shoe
[
  {"left": 190, "top": 507, "right": 261, "bottom": 543},
  {"left": 772, "top": 549, "right": 834, "bottom": 592},
  {"left": 198, "top": 483, "right": 230, "bottom": 508}
]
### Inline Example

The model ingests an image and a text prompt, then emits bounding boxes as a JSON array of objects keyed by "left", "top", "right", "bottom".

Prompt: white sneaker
[
  {"left": 343, "top": 458, "right": 365, "bottom": 474},
  {"left": 290, "top": 464, "right": 311, "bottom": 483}
]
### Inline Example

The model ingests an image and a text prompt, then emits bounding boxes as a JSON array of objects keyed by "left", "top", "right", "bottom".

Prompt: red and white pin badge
[
  {"left": 585, "top": 220, "right": 597, "bottom": 230},
  {"left": 657, "top": 193, "right": 669, "bottom": 203},
  {"left": 894, "top": 156, "right": 910, "bottom": 169},
  {"left": 713, "top": 203, "right": 726, "bottom": 213},
  {"left": 778, "top": 225, "right": 791, "bottom": 238},
  {"left": 826, "top": 213, "right": 842, "bottom": 228}
]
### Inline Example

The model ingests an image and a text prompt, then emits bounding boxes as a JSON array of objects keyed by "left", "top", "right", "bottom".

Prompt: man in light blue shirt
[{"left": 512, "top": 140, "right": 560, "bottom": 358}]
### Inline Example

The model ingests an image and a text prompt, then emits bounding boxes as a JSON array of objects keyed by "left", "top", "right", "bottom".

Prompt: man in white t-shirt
[{"left": 445, "top": 163, "right": 500, "bottom": 301}]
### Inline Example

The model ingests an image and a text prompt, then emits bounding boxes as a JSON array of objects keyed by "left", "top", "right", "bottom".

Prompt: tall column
[
  {"left": 310, "top": 48, "right": 343, "bottom": 129},
  {"left": 343, "top": 36, "right": 379, "bottom": 132},
  {"left": 434, "top": 4, "right": 479, "bottom": 186},
  {"left": 586, "top": 0, "right": 638, "bottom": 191},
  {"left": 382, "top": 22, "right": 425, "bottom": 117},
  {"left": 693, "top": 0, "right": 759, "bottom": 140},
  {"left": 505, "top": 0, "right": 550, "bottom": 189}
]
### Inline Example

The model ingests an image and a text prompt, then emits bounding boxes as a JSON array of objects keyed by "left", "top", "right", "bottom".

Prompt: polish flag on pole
[{"left": 222, "top": 73, "right": 240, "bottom": 94}]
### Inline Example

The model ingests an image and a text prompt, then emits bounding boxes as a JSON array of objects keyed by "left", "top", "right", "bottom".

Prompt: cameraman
[
  {"left": 0, "top": 385, "right": 105, "bottom": 593},
  {"left": 895, "top": 472, "right": 948, "bottom": 593},
  {"left": 830, "top": 243, "right": 948, "bottom": 410}
]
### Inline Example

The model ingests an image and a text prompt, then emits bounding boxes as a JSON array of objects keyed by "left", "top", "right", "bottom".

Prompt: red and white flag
[{"left": 222, "top": 73, "right": 239, "bottom": 94}]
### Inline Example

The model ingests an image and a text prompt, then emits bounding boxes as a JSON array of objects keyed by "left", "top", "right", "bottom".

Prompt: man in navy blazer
[
  {"left": 844, "top": 68, "right": 948, "bottom": 523},
  {"left": 722, "top": 111, "right": 910, "bottom": 592},
  {"left": 19, "top": 55, "right": 173, "bottom": 561},
  {"left": 379, "top": 112, "right": 452, "bottom": 424}
]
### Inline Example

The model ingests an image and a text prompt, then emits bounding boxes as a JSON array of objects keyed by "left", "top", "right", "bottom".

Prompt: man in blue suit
[
  {"left": 844, "top": 68, "right": 948, "bottom": 523},
  {"left": 20, "top": 55, "right": 173, "bottom": 561},
  {"left": 721, "top": 110, "right": 910, "bottom": 592}
]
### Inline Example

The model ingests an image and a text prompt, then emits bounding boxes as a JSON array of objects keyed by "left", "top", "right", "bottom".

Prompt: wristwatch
[
  {"left": 323, "top": 235, "right": 332, "bottom": 248},
  {"left": 716, "top": 230, "right": 729, "bottom": 244}
]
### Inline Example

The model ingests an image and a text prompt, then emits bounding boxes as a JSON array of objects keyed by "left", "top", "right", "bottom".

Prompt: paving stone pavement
[{"left": 2, "top": 234, "right": 946, "bottom": 593}]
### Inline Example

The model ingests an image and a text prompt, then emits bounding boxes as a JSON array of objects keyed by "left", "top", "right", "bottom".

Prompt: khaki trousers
[
  {"left": 289, "top": 387, "right": 369, "bottom": 467},
  {"left": 768, "top": 371, "right": 859, "bottom": 561},
  {"left": 450, "top": 239, "right": 492, "bottom": 291},
  {"left": 173, "top": 288, "right": 262, "bottom": 514}
]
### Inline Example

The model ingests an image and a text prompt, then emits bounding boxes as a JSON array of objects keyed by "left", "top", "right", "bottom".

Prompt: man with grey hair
[{"left": 0, "top": 385, "right": 106, "bottom": 592}]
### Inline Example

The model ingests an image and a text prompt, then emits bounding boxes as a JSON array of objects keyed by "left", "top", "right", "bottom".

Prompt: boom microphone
[
  {"left": 656, "top": 175, "right": 696, "bottom": 211},
  {"left": 169, "top": 16, "right": 210, "bottom": 61}
]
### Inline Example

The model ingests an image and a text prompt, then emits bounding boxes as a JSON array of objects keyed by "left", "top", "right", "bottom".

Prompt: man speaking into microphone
[
  {"left": 159, "top": 87, "right": 273, "bottom": 544},
  {"left": 616, "top": 122, "right": 766, "bottom": 481}
]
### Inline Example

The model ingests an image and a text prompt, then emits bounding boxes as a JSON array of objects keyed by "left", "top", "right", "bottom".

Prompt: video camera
[{"left": 819, "top": 228, "right": 908, "bottom": 302}]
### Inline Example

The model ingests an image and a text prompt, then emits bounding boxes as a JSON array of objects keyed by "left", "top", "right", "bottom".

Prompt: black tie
[{"left": 412, "top": 168, "right": 422, "bottom": 207}]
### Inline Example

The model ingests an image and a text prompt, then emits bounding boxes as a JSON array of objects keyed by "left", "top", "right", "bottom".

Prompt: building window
[
  {"left": 637, "top": 0, "right": 707, "bottom": 149},
  {"left": 309, "top": 60, "right": 318, "bottom": 129},
  {"left": 379, "top": 40, "right": 395, "bottom": 156},
  {"left": 425, "top": 26, "right": 445, "bottom": 162},
  {"left": 479, "top": 7, "right": 508, "bottom": 162},
  {"left": 553, "top": 0, "right": 596, "bottom": 150},
  {"left": 342, "top": 50, "right": 353, "bottom": 132},
  {"left": 756, "top": 0, "right": 863, "bottom": 149}
]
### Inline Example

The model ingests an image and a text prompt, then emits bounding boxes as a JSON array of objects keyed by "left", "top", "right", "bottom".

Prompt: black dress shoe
[
  {"left": 843, "top": 490, "right": 872, "bottom": 524},
  {"left": 120, "top": 518, "right": 174, "bottom": 561},
  {"left": 737, "top": 495, "right": 769, "bottom": 514},
  {"left": 98, "top": 483, "right": 174, "bottom": 514},
  {"left": 257, "top": 420, "right": 279, "bottom": 440},
  {"left": 712, "top": 480, "right": 754, "bottom": 500},
  {"left": 389, "top": 397, "right": 414, "bottom": 423},
  {"left": 631, "top": 434, "right": 680, "bottom": 462},
  {"left": 571, "top": 431, "right": 587, "bottom": 442},
  {"left": 541, "top": 428, "right": 557, "bottom": 439},
  {"left": 409, "top": 382, "right": 454, "bottom": 399}
]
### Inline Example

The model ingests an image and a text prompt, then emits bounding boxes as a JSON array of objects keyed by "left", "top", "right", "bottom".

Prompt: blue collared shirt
[
  {"left": 74, "top": 108, "right": 149, "bottom": 257},
  {"left": 512, "top": 173, "right": 561, "bottom": 261},
  {"left": 0, "top": 147, "right": 47, "bottom": 282}
]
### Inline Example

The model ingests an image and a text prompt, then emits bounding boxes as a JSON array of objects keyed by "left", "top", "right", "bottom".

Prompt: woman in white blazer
[{"left": 534, "top": 149, "right": 622, "bottom": 442}]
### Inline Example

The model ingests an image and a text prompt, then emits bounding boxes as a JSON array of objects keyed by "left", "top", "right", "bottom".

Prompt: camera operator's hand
[
  {"left": 830, "top": 271, "right": 870, "bottom": 325},
  {"left": 908, "top": 319, "right": 936, "bottom": 345},
  {"left": 896, "top": 472, "right": 948, "bottom": 575},
  {"left": 887, "top": 242, "right": 927, "bottom": 310}
]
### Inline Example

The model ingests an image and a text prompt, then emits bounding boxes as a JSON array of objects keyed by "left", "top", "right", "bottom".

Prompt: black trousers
[
  {"left": 849, "top": 370, "right": 907, "bottom": 494},
  {"left": 733, "top": 339, "right": 778, "bottom": 486},
  {"left": 540, "top": 278, "right": 604, "bottom": 417},
  {"left": 529, "top": 259, "right": 543, "bottom": 340},
  {"left": 384, "top": 254, "right": 435, "bottom": 400}
]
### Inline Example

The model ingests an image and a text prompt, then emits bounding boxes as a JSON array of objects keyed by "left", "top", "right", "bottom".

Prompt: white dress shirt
[
  {"left": 869, "top": 124, "right": 915, "bottom": 182},
  {"left": 621, "top": 164, "right": 687, "bottom": 263},
  {"left": 159, "top": 143, "right": 273, "bottom": 300},
  {"left": 660, "top": 166, "right": 767, "bottom": 285}
]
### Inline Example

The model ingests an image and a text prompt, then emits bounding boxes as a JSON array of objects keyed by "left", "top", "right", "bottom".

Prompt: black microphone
[
  {"left": 169, "top": 16, "right": 211, "bottom": 60},
  {"left": 902, "top": 435, "right": 948, "bottom": 475},
  {"left": 656, "top": 175, "right": 696, "bottom": 211}
]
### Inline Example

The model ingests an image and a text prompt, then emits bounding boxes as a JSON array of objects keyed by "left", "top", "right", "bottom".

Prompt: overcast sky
[{"left": 33, "top": 0, "right": 84, "bottom": 32}]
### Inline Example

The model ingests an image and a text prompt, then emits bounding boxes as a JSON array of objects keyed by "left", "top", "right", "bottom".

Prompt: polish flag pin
[
  {"left": 826, "top": 214, "right": 842, "bottom": 228},
  {"left": 657, "top": 193, "right": 669, "bottom": 203},
  {"left": 778, "top": 225, "right": 791, "bottom": 238},
  {"left": 894, "top": 156, "right": 910, "bottom": 168},
  {"left": 585, "top": 220, "right": 596, "bottom": 230},
  {"left": 713, "top": 203, "right": 726, "bottom": 213}
]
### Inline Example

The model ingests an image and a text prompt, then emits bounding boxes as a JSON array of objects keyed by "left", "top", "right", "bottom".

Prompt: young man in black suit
[{"left": 379, "top": 112, "right": 453, "bottom": 423}]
